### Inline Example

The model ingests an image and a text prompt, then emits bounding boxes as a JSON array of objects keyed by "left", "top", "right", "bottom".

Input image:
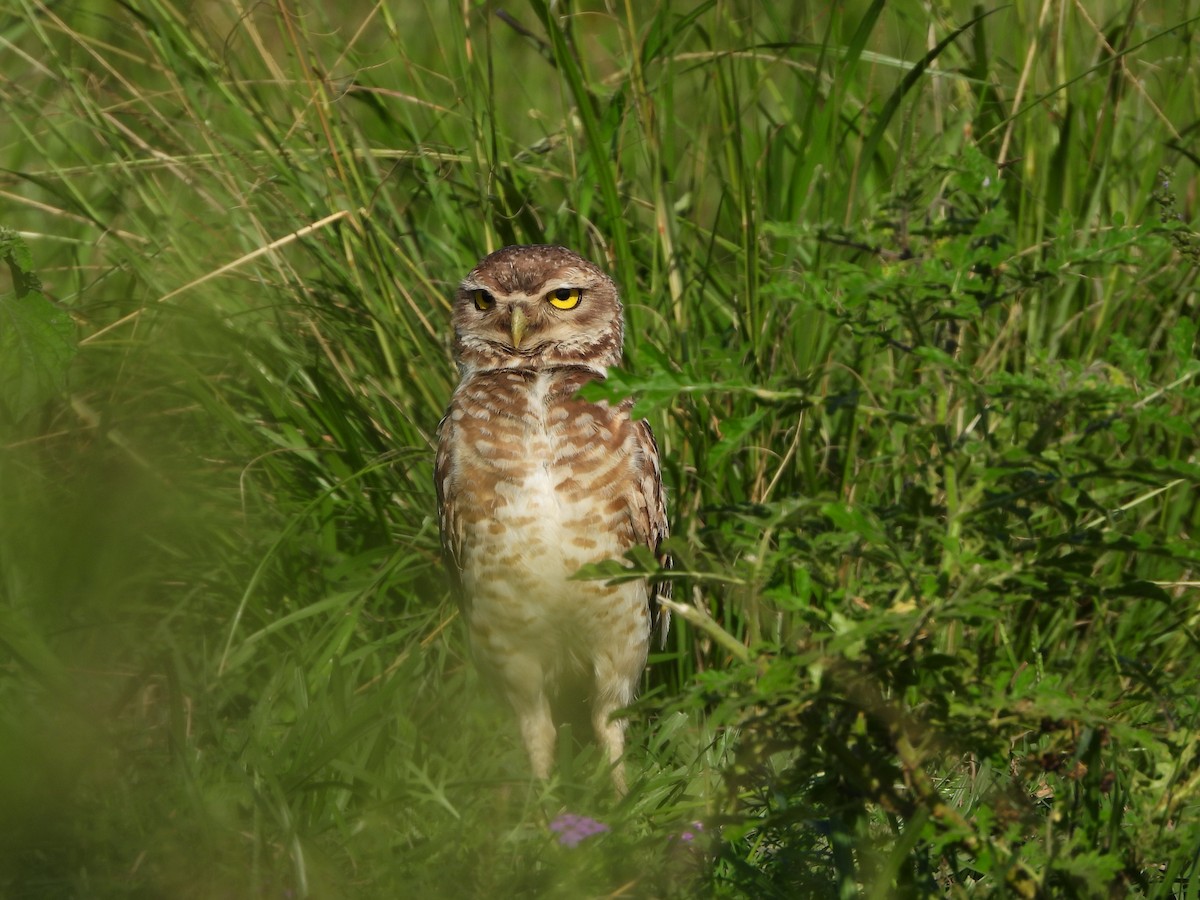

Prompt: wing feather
[
  {"left": 434, "top": 412, "right": 467, "bottom": 608},
  {"left": 632, "top": 416, "right": 672, "bottom": 646}
]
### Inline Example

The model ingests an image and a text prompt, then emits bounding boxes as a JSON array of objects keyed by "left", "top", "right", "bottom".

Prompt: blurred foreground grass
[{"left": 2, "top": 1, "right": 1199, "bottom": 896}]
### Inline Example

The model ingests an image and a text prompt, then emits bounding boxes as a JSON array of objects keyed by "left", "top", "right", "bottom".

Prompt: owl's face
[{"left": 452, "top": 245, "right": 624, "bottom": 375}]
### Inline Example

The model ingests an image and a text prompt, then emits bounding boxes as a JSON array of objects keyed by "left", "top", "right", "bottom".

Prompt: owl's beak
[{"left": 509, "top": 306, "right": 529, "bottom": 349}]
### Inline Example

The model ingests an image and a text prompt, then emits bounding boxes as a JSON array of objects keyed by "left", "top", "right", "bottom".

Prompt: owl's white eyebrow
[{"left": 539, "top": 273, "right": 595, "bottom": 289}]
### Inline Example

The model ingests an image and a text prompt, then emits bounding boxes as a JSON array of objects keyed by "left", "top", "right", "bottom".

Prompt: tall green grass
[{"left": 2, "top": 0, "right": 1198, "bottom": 896}]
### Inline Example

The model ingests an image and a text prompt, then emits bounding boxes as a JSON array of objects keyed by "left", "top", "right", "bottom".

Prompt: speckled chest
[{"left": 442, "top": 367, "right": 638, "bottom": 594}]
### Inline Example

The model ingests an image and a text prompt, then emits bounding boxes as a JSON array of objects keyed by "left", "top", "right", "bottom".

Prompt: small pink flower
[{"left": 549, "top": 813, "right": 610, "bottom": 847}]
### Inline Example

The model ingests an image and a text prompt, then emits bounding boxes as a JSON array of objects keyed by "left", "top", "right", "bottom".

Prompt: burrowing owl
[{"left": 434, "top": 245, "right": 670, "bottom": 791}]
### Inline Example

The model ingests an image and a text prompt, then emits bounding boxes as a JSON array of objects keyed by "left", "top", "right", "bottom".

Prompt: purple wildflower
[
  {"left": 675, "top": 820, "right": 705, "bottom": 843},
  {"left": 549, "top": 813, "right": 610, "bottom": 847}
]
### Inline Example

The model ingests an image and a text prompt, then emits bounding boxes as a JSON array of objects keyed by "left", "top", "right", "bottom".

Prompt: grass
[{"left": 1, "top": 0, "right": 1199, "bottom": 896}]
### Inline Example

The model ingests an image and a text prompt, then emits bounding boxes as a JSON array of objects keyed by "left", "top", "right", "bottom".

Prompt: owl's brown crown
[{"left": 452, "top": 245, "right": 624, "bottom": 376}]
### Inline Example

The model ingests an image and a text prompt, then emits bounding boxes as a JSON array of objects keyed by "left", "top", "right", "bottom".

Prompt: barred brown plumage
[{"left": 434, "top": 245, "right": 670, "bottom": 792}]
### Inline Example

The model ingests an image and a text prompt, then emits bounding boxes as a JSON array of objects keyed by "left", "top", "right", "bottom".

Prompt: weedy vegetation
[{"left": 2, "top": 0, "right": 1199, "bottom": 896}]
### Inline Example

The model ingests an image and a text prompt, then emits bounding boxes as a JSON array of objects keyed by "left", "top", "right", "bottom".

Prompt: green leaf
[
  {"left": 0, "top": 228, "right": 37, "bottom": 293},
  {"left": 0, "top": 230, "right": 76, "bottom": 422},
  {"left": 1168, "top": 317, "right": 1197, "bottom": 365},
  {"left": 580, "top": 366, "right": 811, "bottom": 418}
]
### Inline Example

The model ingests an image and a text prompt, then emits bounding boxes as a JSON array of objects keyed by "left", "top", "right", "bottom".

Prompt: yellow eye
[
  {"left": 547, "top": 287, "right": 582, "bottom": 310},
  {"left": 472, "top": 289, "right": 495, "bottom": 311}
]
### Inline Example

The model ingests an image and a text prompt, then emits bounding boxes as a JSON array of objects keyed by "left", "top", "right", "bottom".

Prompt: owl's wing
[
  {"left": 633, "top": 416, "right": 672, "bottom": 647},
  {"left": 434, "top": 413, "right": 467, "bottom": 607}
]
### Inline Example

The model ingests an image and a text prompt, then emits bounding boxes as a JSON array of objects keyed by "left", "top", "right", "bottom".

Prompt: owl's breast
[{"left": 445, "top": 368, "right": 638, "bottom": 593}]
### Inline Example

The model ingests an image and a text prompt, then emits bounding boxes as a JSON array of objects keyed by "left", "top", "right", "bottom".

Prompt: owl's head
[{"left": 451, "top": 245, "right": 624, "bottom": 375}]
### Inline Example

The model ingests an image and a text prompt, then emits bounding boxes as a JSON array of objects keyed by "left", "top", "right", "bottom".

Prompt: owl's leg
[
  {"left": 502, "top": 659, "right": 556, "bottom": 781},
  {"left": 592, "top": 707, "right": 628, "bottom": 794},
  {"left": 515, "top": 693, "right": 556, "bottom": 781},
  {"left": 591, "top": 659, "right": 635, "bottom": 794}
]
